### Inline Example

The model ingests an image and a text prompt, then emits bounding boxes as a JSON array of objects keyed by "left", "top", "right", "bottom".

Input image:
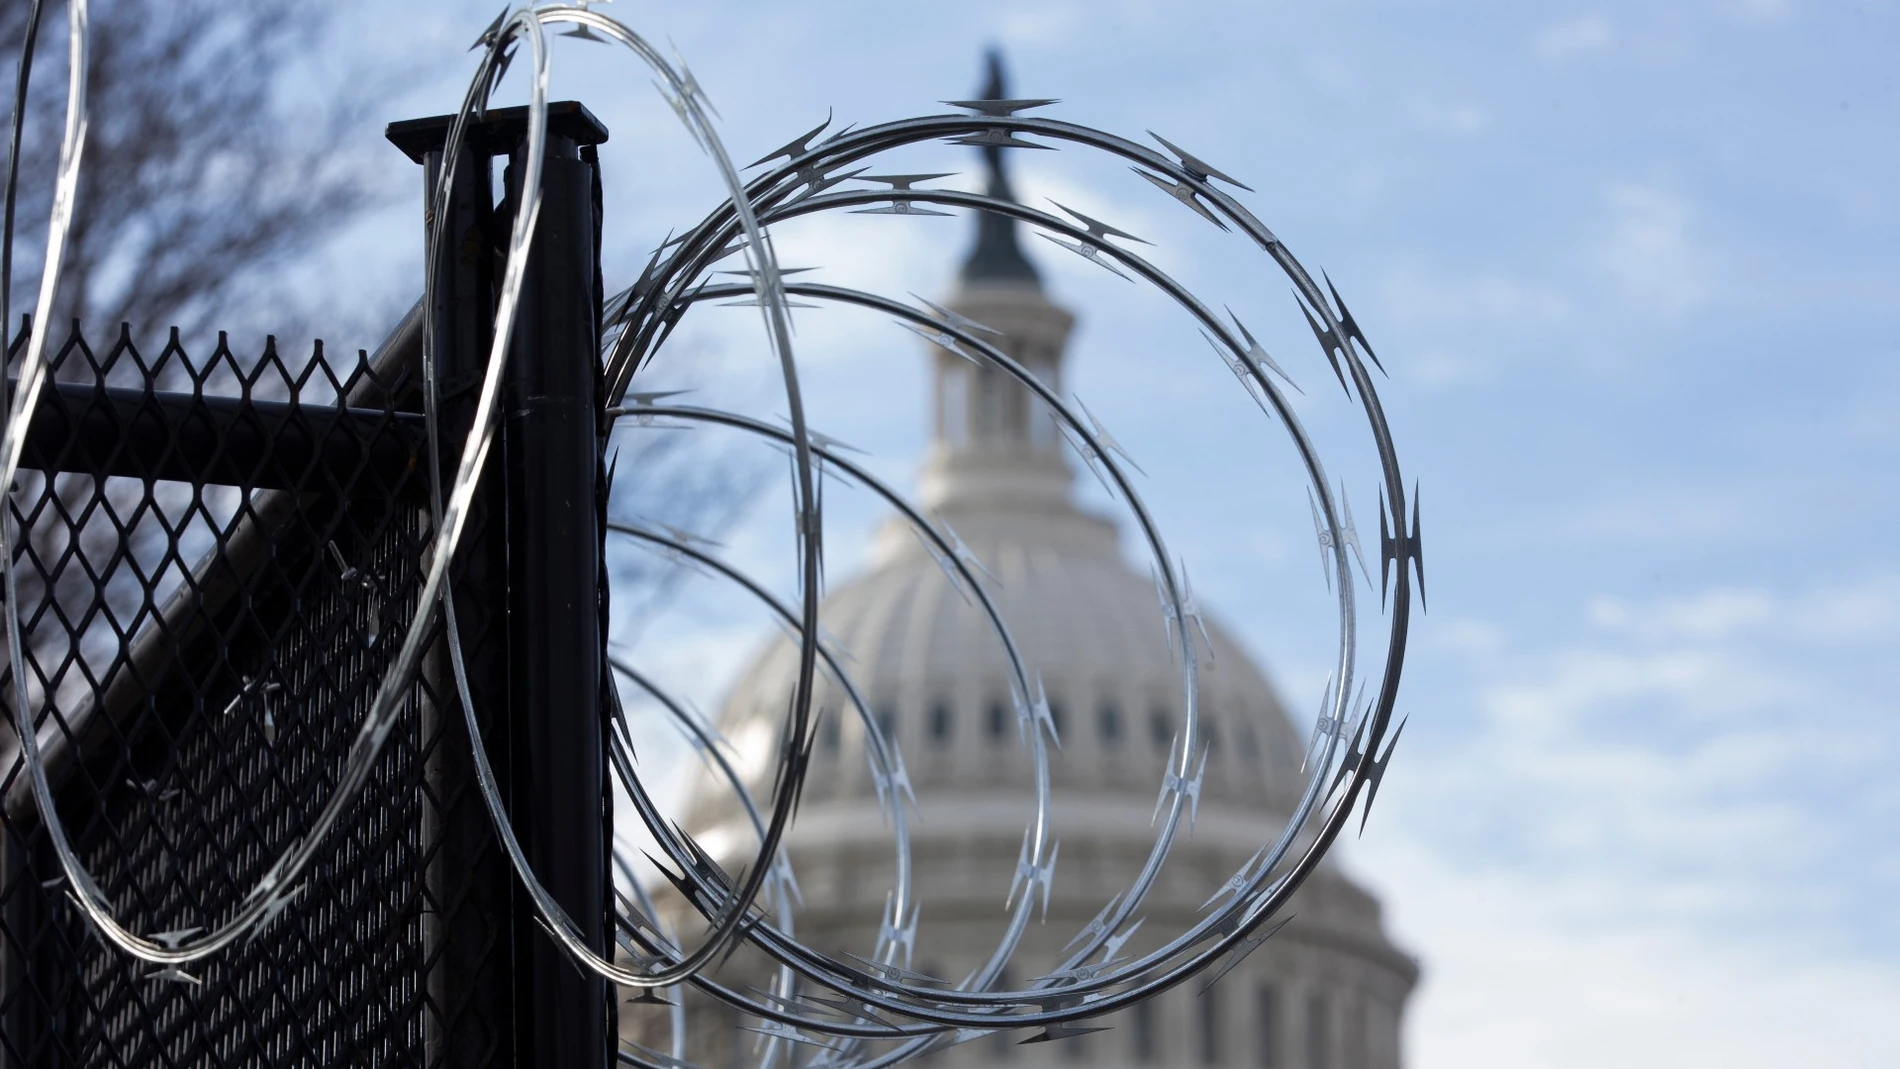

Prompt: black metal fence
[{"left": 0, "top": 102, "right": 613, "bottom": 1068}]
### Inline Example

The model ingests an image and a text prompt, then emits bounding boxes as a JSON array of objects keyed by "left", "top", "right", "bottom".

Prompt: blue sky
[{"left": 316, "top": 2, "right": 1899, "bottom": 1066}]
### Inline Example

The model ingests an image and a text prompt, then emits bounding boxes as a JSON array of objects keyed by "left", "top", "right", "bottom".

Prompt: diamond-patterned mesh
[{"left": 0, "top": 321, "right": 511, "bottom": 1068}]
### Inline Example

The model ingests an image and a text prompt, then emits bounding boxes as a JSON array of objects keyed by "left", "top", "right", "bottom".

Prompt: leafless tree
[
  {"left": 1, "top": 2, "right": 766, "bottom": 710},
  {"left": 1, "top": 0, "right": 385, "bottom": 719},
  {"left": 3, "top": 0, "right": 376, "bottom": 345}
]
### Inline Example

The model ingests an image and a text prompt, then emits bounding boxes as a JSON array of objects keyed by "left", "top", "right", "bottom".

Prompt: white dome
[
  {"left": 649, "top": 130, "right": 1416, "bottom": 1066},
  {"left": 708, "top": 486, "right": 1309, "bottom": 815}
]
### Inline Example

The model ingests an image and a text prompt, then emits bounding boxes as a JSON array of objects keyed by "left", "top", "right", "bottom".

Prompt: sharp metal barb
[
  {"left": 744, "top": 1020, "right": 841, "bottom": 1051},
  {"left": 1411, "top": 483, "right": 1428, "bottom": 613},
  {"left": 1100, "top": 917, "right": 1144, "bottom": 964},
  {"left": 1196, "top": 915, "right": 1293, "bottom": 994},
  {"left": 915, "top": 525, "right": 976, "bottom": 606},
  {"left": 850, "top": 173, "right": 959, "bottom": 215},
  {"left": 717, "top": 266, "right": 819, "bottom": 281},
  {"left": 951, "top": 128, "right": 1054, "bottom": 150},
  {"left": 942, "top": 97, "right": 1060, "bottom": 116},
  {"left": 1152, "top": 561, "right": 1180, "bottom": 653},
  {"left": 1037, "top": 233, "right": 1135, "bottom": 282},
  {"left": 774, "top": 416, "right": 866, "bottom": 457},
  {"left": 470, "top": 6, "right": 506, "bottom": 50},
  {"left": 877, "top": 891, "right": 920, "bottom": 966},
  {"left": 1225, "top": 307, "right": 1301, "bottom": 392},
  {"left": 1328, "top": 731, "right": 1366, "bottom": 800},
  {"left": 1153, "top": 742, "right": 1209, "bottom": 833},
  {"left": 1202, "top": 330, "right": 1273, "bottom": 417},
  {"left": 788, "top": 164, "right": 869, "bottom": 203},
  {"left": 1295, "top": 292, "right": 1354, "bottom": 399},
  {"left": 1006, "top": 831, "right": 1058, "bottom": 920},
  {"left": 1076, "top": 397, "right": 1146, "bottom": 476},
  {"left": 843, "top": 953, "right": 952, "bottom": 987},
  {"left": 1032, "top": 955, "right": 1127, "bottom": 985},
  {"left": 1378, "top": 483, "right": 1426, "bottom": 612},
  {"left": 1201, "top": 846, "right": 1269, "bottom": 912},
  {"left": 1048, "top": 200, "right": 1152, "bottom": 246},
  {"left": 935, "top": 512, "right": 1000, "bottom": 587},
  {"left": 624, "top": 389, "right": 691, "bottom": 407},
  {"left": 748, "top": 110, "right": 833, "bottom": 169},
  {"left": 1062, "top": 890, "right": 1125, "bottom": 952},
  {"left": 1309, "top": 487, "right": 1337, "bottom": 593},
  {"left": 1132, "top": 167, "right": 1230, "bottom": 230},
  {"left": 898, "top": 319, "right": 984, "bottom": 366},
  {"left": 856, "top": 173, "right": 957, "bottom": 192},
  {"left": 1359, "top": 717, "right": 1407, "bottom": 836},
  {"left": 718, "top": 296, "right": 820, "bottom": 309},
  {"left": 850, "top": 202, "right": 954, "bottom": 217},
  {"left": 1020, "top": 992, "right": 1111, "bottom": 1046},
  {"left": 1323, "top": 269, "right": 1385, "bottom": 375},
  {"left": 1301, "top": 673, "right": 1336, "bottom": 775},
  {"left": 1178, "top": 561, "right": 1213, "bottom": 661},
  {"left": 653, "top": 80, "right": 708, "bottom": 151},
  {"left": 672, "top": 51, "right": 721, "bottom": 120},
  {"left": 1148, "top": 131, "right": 1254, "bottom": 191},
  {"left": 1060, "top": 422, "right": 1120, "bottom": 499},
  {"left": 1339, "top": 484, "right": 1373, "bottom": 590},
  {"left": 911, "top": 293, "right": 1002, "bottom": 336}
]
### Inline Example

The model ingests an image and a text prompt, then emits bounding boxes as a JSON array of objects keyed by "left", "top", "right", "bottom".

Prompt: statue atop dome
[{"left": 959, "top": 49, "right": 1043, "bottom": 289}]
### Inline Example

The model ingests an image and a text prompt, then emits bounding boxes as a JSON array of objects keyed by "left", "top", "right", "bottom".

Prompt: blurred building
[{"left": 654, "top": 55, "right": 1417, "bottom": 1069}]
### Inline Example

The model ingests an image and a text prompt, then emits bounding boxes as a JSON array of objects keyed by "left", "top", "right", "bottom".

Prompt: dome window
[
  {"left": 1239, "top": 722, "right": 1260, "bottom": 761},
  {"left": 986, "top": 699, "right": 1009, "bottom": 744},
  {"left": 929, "top": 700, "right": 952, "bottom": 744},
  {"left": 874, "top": 707, "right": 897, "bottom": 747},
  {"left": 1132, "top": 997, "right": 1158, "bottom": 1063},
  {"left": 1306, "top": 991, "right": 1331, "bottom": 1069},
  {"left": 820, "top": 710, "right": 841, "bottom": 755},
  {"left": 1098, "top": 701, "right": 1122, "bottom": 747},
  {"left": 1149, "top": 709, "right": 1172, "bottom": 751},
  {"left": 1256, "top": 984, "right": 1281, "bottom": 1067},
  {"left": 1198, "top": 983, "right": 1222, "bottom": 1064}
]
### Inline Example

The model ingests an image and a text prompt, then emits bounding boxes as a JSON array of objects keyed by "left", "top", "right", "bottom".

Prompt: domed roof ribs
[{"left": 958, "top": 49, "right": 1043, "bottom": 289}]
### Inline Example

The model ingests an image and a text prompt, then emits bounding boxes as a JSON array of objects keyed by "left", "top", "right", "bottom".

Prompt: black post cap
[{"left": 385, "top": 100, "right": 609, "bottom": 163}]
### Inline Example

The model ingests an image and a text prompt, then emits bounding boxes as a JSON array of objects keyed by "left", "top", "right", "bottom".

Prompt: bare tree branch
[{"left": 3, "top": 0, "right": 380, "bottom": 344}]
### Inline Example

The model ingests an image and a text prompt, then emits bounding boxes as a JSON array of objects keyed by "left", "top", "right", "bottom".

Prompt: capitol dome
[{"left": 658, "top": 54, "right": 1418, "bottom": 1069}]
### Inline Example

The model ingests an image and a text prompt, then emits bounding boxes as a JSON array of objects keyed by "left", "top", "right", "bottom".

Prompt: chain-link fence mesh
[{"left": 0, "top": 321, "right": 513, "bottom": 1068}]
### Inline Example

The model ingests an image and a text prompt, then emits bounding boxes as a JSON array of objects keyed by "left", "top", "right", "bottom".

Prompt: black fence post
[
  {"left": 388, "top": 101, "right": 612, "bottom": 1069},
  {"left": 502, "top": 115, "right": 611, "bottom": 1069}
]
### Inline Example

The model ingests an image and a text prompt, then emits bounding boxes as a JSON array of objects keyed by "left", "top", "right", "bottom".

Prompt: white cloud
[
  {"left": 999, "top": 1, "right": 1087, "bottom": 47},
  {"left": 1375, "top": 266, "right": 1572, "bottom": 383},
  {"left": 1728, "top": 0, "right": 1793, "bottom": 24},
  {"left": 1404, "top": 96, "right": 1491, "bottom": 137},
  {"left": 1351, "top": 572, "right": 1900, "bottom": 1067},
  {"left": 1562, "top": 482, "right": 1750, "bottom": 543},
  {"left": 1361, "top": 841, "right": 1900, "bottom": 1069},
  {"left": 1383, "top": 267, "right": 1572, "bottom": 327},
  {"left": 1593, "top": 181, "right": 1710, "bottom": 315},
  {"left": 1586, "top": 587, "right": 1774, "bottom": 641},
  {"left": 1534, "top": 15, "right": 1616, "bottom": 62},
  {"left": 1587, "top": 580, "right": 1900, "bottom": 645}
]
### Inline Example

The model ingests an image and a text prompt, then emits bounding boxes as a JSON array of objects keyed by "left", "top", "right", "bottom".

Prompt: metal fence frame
[{"left": 0, "top": 101, "right": 615, "bottom": 1069}]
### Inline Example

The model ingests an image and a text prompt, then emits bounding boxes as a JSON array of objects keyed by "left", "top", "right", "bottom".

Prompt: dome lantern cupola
[{"left": 923, "top": 51, "right": 1078, "bottom": 515}]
